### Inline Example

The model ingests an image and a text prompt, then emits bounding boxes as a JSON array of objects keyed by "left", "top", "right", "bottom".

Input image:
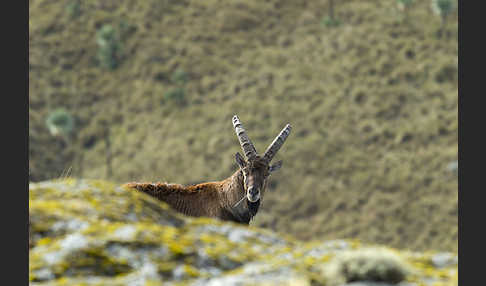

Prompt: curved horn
[
  {"left": 263, "top": 124, "right": 292, "bottom": 162},
  {"left": 232, "top": 115, "right": 258, "bottom": 161}
]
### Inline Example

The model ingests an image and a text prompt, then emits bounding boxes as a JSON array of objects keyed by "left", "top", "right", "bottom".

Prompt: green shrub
[
  {"left": 321, "top": 16, "right": 341, "bottom": 27},
  {"left": 45, "top": 109, "right": 75, "bottom": 138},
  {"left": 432, "top": 0, "right": 454, "bottom": 16},
  {"left": 431, "top": 0, "right": 455, "bottom": 37},
  {"left": 322, "top": 0, "right": 340, "bottom": 27},
  {"left": 96, "top": 25, "right": 122, "bottom": 70},
  {"left": 324, "top": 248, "right": 411, "bottom": 286},
  {"left": 171, "top": 69, "right": 189, "bottom": 85},
  {"left": 66, "top": 0, "right": 81, "bottom": 19},
  {"left": 397, "top": 0, "right": 414, "bottom": 8},
  {"left": 164, "top": 69, "right": 189, "bottom": 106},
  {"left": 164, "top": 87, "right": 186, "bottom": 105}
]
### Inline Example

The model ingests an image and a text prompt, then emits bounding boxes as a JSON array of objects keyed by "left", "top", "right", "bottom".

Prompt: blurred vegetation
[
  {"left": 324, "top": 247, "right": 411, "bottom": 285},
  {"left": 322, "top": 0, "right": 341, "bottom": 27},
  {"left": 431, "top": 0, "right": 455, "bottom": 38},
  {"left": 29, "top": 0, "right": 458, "bottom": 252},
  {"left": 45, "top": 108, "right": 75, "bottom": 139},
  {"left": 164, "top": 69, "right": 189, "bottom": 105},
  {"left": 96, "top": 24, "right": 122, "bottom": 70},
  {"left": 65, "top": 0, "right": 81, "bottom": 19}
]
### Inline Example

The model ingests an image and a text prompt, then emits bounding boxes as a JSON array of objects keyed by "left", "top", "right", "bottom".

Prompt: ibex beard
[{"left": 123, "top": 115, "right": 291, "bottom": 225}]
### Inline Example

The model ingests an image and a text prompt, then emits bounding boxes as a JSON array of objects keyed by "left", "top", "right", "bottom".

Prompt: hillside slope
[{"left": 29, "top": 0, "right": 458, "bottom": 251}]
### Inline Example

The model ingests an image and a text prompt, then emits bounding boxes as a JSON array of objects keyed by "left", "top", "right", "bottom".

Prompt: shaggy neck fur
[
  {"left": 123, "top": 169, "right": 261, "bottom": 224},
  {"left": 221, "top": 169, "right": 261, "bottom": 223}
]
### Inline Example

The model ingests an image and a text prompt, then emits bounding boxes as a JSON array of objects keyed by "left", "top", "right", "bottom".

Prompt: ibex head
[{"left": 232, "top": 115, "right": 292, "bottom": 203}]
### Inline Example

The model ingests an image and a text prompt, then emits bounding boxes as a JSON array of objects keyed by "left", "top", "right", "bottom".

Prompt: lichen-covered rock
[{"left": 29, "top": 179, "right": 457, "bottom": 285}]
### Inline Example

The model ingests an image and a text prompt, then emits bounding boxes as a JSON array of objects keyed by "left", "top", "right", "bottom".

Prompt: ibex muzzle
[{"left": 232, "top": 115, "right": 291, "bottom": 203}]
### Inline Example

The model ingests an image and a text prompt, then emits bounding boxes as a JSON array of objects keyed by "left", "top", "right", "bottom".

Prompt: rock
[
  {"left": 29, "top": 179, "right": 458, "bottom": 285},
  {"left": 431, "top": 252, "right": 458, "bottom": 268},
  {"left": 447, "top": 161, "right": 458, "bottom": 175},
  {"left": 343, "top": 282, "right": 417, "bottom": 286},
  {"left": 322, "top": 247, "right": 412, "bottom": 286}
]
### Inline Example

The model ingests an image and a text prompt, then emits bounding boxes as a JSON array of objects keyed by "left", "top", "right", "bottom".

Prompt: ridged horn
[
  {"left": 263, "top": 124, "right": 292, "bottom": 162},
  {"left": 232, "top": 115, "right": 258, "bottom": 161}
]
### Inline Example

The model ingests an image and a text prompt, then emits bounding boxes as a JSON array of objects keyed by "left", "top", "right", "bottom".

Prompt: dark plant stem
[
  {"left": 77, "top": 152, "right": 84, "bottom": 178},
  {"left": 329, "top": 0, "right": 335, "bottom": 21},
  {"left": 105, "top": 128, "right": 113, "bottom": 178},
  {"left": 440, "top": 14, "right": 447, "bottom": 38},
  {"left": 404, "top": 6, "right": 409, "bottom": 23}
]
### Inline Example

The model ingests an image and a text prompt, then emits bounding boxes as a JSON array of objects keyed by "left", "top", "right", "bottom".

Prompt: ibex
[{"left": 124, "top": 115, "right": 291, "bottom": 224}]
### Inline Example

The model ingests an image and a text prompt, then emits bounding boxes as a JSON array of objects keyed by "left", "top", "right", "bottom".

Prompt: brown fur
[{"left": 123, "top": 167, "right": 262, "bottom": 224}]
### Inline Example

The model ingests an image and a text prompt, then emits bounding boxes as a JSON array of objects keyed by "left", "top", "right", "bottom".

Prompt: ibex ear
[
  {"left": 235, "top": 152, "right": 247, "bottom": 168},
  {"left": 269, "top": 160, "right": 283, "bottom": 173}
]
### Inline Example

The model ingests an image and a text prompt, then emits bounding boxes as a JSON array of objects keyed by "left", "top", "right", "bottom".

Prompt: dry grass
[{"left": 29, "top": 0, "right": 457, "bottom": 251}]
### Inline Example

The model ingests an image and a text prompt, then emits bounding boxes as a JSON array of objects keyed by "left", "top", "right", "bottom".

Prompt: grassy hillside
[{"left": 29, "top": 0, "right": 458, "bottom": 252}]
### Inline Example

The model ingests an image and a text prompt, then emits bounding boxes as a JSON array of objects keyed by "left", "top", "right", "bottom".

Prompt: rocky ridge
[{"left": 29, "top": 180, "right": 457, "bottom": 285}]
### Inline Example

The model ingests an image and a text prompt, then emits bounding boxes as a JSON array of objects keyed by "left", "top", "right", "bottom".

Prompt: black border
[
  {"left": 5, "top": 0, "right": 29, "bottom": 284},
  {"left": 458, "top": 0, "right": 473, "bottom": 285}
]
